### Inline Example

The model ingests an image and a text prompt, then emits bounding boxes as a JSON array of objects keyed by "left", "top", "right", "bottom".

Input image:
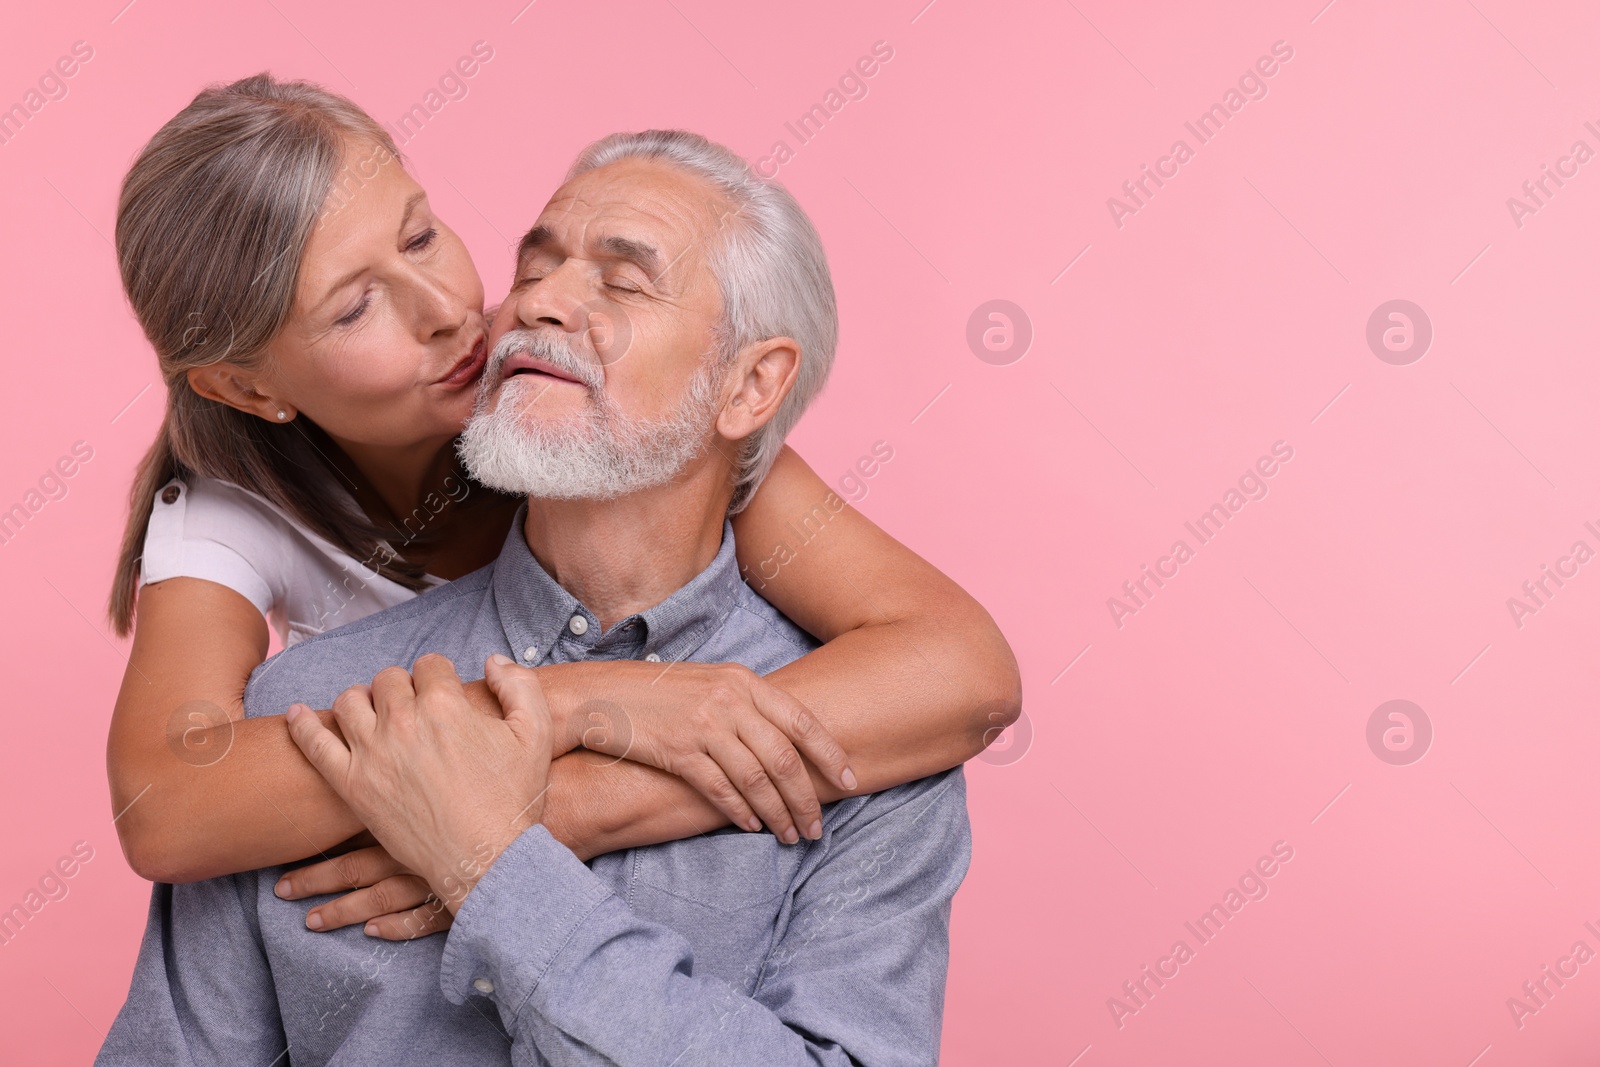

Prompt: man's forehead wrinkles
[
  {"left": 650, "top": 199, "right": 744, "bottom": 284},
  {"left": 523, "top": 170, "right": 736, "bottom": 300},
  {"left": 532, "top": 210, "right": 699, "bottom": 281}
]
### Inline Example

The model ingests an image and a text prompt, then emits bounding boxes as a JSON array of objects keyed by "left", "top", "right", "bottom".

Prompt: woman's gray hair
[
  {"left": 108, "top": 73, "right": 436, "bottom": 634},
  {"left": 564, "top": 130, "right": 838, "bottom": 513}
]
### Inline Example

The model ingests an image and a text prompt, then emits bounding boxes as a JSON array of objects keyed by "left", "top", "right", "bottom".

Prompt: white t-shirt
[{"left": 139, "top": 475, "right": 444, "bottom": 647}]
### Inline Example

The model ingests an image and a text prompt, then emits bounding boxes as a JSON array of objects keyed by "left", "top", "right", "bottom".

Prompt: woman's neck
[
  {"left": 324, "top": 433, "right": 458, "bottom": 524},
  {"left": 324, "top": 431, "right": 517, "bottom": 579}
]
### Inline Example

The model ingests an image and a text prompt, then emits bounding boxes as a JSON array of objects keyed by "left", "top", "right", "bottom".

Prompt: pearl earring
[{"left": 276, "top": 410, "right": 288, "bottom": 421}]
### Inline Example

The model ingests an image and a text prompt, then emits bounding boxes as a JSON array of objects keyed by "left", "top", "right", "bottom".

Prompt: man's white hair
[{"left": 565, "top": 129, "right": 838, "bottom": 513}]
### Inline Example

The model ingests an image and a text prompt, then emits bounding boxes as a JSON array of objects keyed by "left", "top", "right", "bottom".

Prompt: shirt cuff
[{"left": 437, "top": 823, "right": 613, "bottom": 1015}]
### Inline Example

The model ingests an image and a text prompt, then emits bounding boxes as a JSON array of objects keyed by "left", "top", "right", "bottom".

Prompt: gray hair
[
  {"left": 564, "top": 130, "right": 838, "bottom": 513},
  {"left": 109, "top": 73, "right": 435, "bottom": 634}
]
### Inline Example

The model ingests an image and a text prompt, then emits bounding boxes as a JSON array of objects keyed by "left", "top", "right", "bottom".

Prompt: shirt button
[
  {"left": 521, "top": 646, "right": 539, "bottom": 663},
  {"left": 472, "top": 977, "right": 495, "bottom": 995},
  {"left": 160, "top": 485, "right": 181, "bottom": 505},
  {"left": 568, "top": 615, "right": 589, "bottom": 636},
  {"left": 645, "top": 653, "right": 662, "bottom": 662}
]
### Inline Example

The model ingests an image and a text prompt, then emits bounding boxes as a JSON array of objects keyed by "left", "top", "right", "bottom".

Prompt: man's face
[{"left": 458, "top": 157, "right": 737, "bottom": 499}]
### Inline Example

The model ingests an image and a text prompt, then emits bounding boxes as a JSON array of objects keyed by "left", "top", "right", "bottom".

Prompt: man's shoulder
[{"left": 243, "top": 567, "right": 495, "bottom": 715}]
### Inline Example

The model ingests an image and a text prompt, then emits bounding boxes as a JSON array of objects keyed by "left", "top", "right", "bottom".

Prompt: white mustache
[{"left": 484, "top": 329, "right": 605, "bottom": 392}]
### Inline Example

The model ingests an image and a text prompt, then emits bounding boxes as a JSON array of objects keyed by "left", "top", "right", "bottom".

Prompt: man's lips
[
  {"left": 436, "top": 335, "right": 488, "bottom": 387},
  {"left": 500, "top": 352, "right": 589, "bottom": 387}
]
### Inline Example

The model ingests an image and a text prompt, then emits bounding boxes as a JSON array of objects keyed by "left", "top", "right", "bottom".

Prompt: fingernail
[
  {"left": 285, "top": 705, "right": 302, "bottom": 724},
  {"left": 746, "top": 816, "right": 762, "bottom": 832},
  {"left": 364, "top": 922, "right": 379, "bottom": 936},
  {"left": 841, "top": 767, "right": 857, "bottom": 790},
  {"left": 807, "top": 819, "right": 822, "bottom": 839},
  {"left": 783, "top": 827, "right": 799, "bottom": 845},
  {"left": 275, "top": 878, "right": 292, "bottom": 897},
  {"left": 490, "top": 653, "right": 513, "bottom": 667},
  {"left": 306, "top": 911, "right": 323, "bottom": 930}
]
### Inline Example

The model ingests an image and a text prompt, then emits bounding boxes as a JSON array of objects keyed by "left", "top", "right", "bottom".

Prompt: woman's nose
[{"left": 414, "top": 273, "right": 473, "bottom": 340}]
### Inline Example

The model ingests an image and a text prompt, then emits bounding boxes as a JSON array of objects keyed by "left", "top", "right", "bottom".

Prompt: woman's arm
[
  {"left": 110, "top": 584, "right": 852, "bottom": 883},
  {"left": 731, "top": 444, "right": 1021, "bottom": 785},
  {"left": 113, "top": 444, "right": 1017, "bottom": 883},
  {"left": 544, "top": 445, "right": 1022, "bottom": 859},
  {"left": 107, "top": 577, "right": 366, "bottom": 883}
]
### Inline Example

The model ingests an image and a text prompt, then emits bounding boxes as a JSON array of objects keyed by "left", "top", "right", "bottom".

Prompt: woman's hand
[
  {"left": 273, "top": 843, "right": 452, "bottom": 940},
  {"left": 542, "top": 660, "right": 856, "bottom": 845}
]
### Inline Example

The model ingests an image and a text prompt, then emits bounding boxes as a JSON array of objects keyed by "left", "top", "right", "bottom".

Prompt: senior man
[{"left": 96, "top": 129, "right": 970, "bottom": 1066}]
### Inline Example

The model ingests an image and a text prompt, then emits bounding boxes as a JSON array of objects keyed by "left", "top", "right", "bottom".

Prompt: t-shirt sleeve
[{"left": 139, "top": 477, "right": 283, "bottom": 616}]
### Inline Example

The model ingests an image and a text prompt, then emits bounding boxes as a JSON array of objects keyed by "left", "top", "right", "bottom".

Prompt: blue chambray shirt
[{"left": 96, "top": 508, "right": 972, "bottom": 1066}]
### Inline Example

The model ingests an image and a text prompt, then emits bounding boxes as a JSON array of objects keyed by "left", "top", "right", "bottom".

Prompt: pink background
[{"left": 4, "top": 0, "right": 1600, "bottom": 1062}]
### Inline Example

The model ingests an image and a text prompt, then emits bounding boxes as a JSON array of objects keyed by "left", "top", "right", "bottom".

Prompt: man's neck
[{"left": 521, "top": 457, "right": 735, "bottom": 632}]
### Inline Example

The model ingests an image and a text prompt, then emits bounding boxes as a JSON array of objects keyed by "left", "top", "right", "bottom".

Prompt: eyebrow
[
  {"left": 315, "top": 191, "right": 429, "bottom": 312},
  {"left": 517, "top": 224, "right": 665, "bottom": 281}
]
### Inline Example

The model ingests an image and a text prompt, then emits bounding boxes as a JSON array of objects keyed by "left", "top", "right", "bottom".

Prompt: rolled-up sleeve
[
  {"left": 439, "top": 768, "right": 970, "bottom": 1066},
  {"left": 96, "top": 876, "right": 286, "bottom": 1066}
]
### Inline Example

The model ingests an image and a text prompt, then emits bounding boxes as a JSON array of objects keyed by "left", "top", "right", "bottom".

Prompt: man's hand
[{"left": 285, "top": 653, "right": 552, "bottom": 914}]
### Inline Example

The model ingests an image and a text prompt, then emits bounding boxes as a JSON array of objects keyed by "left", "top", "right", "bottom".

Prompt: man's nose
[{"left": 512, "top": 263, "right": 588, "bottom": 335}]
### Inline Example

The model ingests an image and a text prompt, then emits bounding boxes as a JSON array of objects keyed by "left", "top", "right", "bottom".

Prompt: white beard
[{"left": 457, "top": 329, "right": 726, "bottom": 500}]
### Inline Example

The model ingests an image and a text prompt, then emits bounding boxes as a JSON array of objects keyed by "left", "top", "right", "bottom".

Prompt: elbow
[
  {"left": 109, "top": 761, "right": 166, "bottom": 882},
  {"left": 121, "top": 837, "right": 212, "bottom": 886},
  {"left": 990, "top": 660, "right": 1024, "bottom": 729},
  {"left": 973, "top": 667, "right": 1023, "bottom": 762},
  {"left": 966, "top": 620, "right": 1023, "bottom": 760},
  {"left": 113, "top": 796, "right": 210, "bottom": 884},
  {"left": 969, "top": 607, "right": 1023, "bottom": 724},
  {"left": 116, "top": 822, "right": 172, "bottom": 884},
  {"left": 108, "top": 734, "right": 221, "bottom": 883}
]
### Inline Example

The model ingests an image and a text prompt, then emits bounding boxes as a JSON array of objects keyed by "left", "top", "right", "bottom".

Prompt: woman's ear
[
  {"left": 717, "top": 337, "right": 800, "bottom": 442},
  {"left": 186, "top": 363, "right": 295, "bottom": 423}
]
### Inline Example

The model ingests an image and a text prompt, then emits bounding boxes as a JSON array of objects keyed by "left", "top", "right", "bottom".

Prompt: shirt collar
[{"left": 490, "top": 501, "right": 744, "bottom": 666}]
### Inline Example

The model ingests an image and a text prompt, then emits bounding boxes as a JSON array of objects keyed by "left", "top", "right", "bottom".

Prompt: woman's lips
[{"left": 437, "top": 336, "right": 488, "bottom": 388}]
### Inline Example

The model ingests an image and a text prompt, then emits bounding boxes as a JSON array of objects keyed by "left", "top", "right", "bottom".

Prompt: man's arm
[
  {"left": 282, "top": 656, "right": 971, "bottom": 1065},
  {"left": 439, "top": 768, "right": 971, "bottom": 1066},
  {"left": 95, "top": 876, "right": 286, "bottom": 1065}
]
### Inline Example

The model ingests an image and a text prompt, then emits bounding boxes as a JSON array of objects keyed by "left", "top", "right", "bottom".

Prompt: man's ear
[
  {"left": 186, "top": 363, "right": 295, "bottom": 423},
  {"left": 716, "top": 336, "right": 800, "bottom": 442}
]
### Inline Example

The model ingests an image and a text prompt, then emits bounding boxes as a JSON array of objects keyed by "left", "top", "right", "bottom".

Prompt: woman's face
[{"left": 257, "top": 136, "right": 488, "bottom": 454}]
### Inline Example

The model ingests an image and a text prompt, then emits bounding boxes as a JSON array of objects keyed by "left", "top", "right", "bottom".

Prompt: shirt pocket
[
  {"left": 632, "top": 829, "right": 794, "bottom": 911},
  {"left": 629, "top": 831, "right": 797, "bottom": 989}
]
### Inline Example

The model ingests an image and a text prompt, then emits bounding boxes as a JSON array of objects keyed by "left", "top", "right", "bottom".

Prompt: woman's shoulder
[
  {"left": 141, "top": 473, "right": 436, "bottom": 644},
  {"left": 140, "top": 474, "right": 296, "bottom": 614},
  {"left": 155, "top": 473, "right": 294, "bottom": 526}
]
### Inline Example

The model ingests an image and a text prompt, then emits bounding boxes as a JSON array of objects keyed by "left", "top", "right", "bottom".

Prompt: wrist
[
  {"left": 541, "top": 755, "right": 606, "bottom": 862},
  {"left": 531, "top": 661, "right": 624, "bottom": 758},
  {"left": 427, "top": 814, "right": 540, "bottom": 915}
]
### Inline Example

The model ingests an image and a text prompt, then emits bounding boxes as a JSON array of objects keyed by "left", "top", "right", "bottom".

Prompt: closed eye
[{"left": 335, "top": 293, "right": 370, "bottom": 327}]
